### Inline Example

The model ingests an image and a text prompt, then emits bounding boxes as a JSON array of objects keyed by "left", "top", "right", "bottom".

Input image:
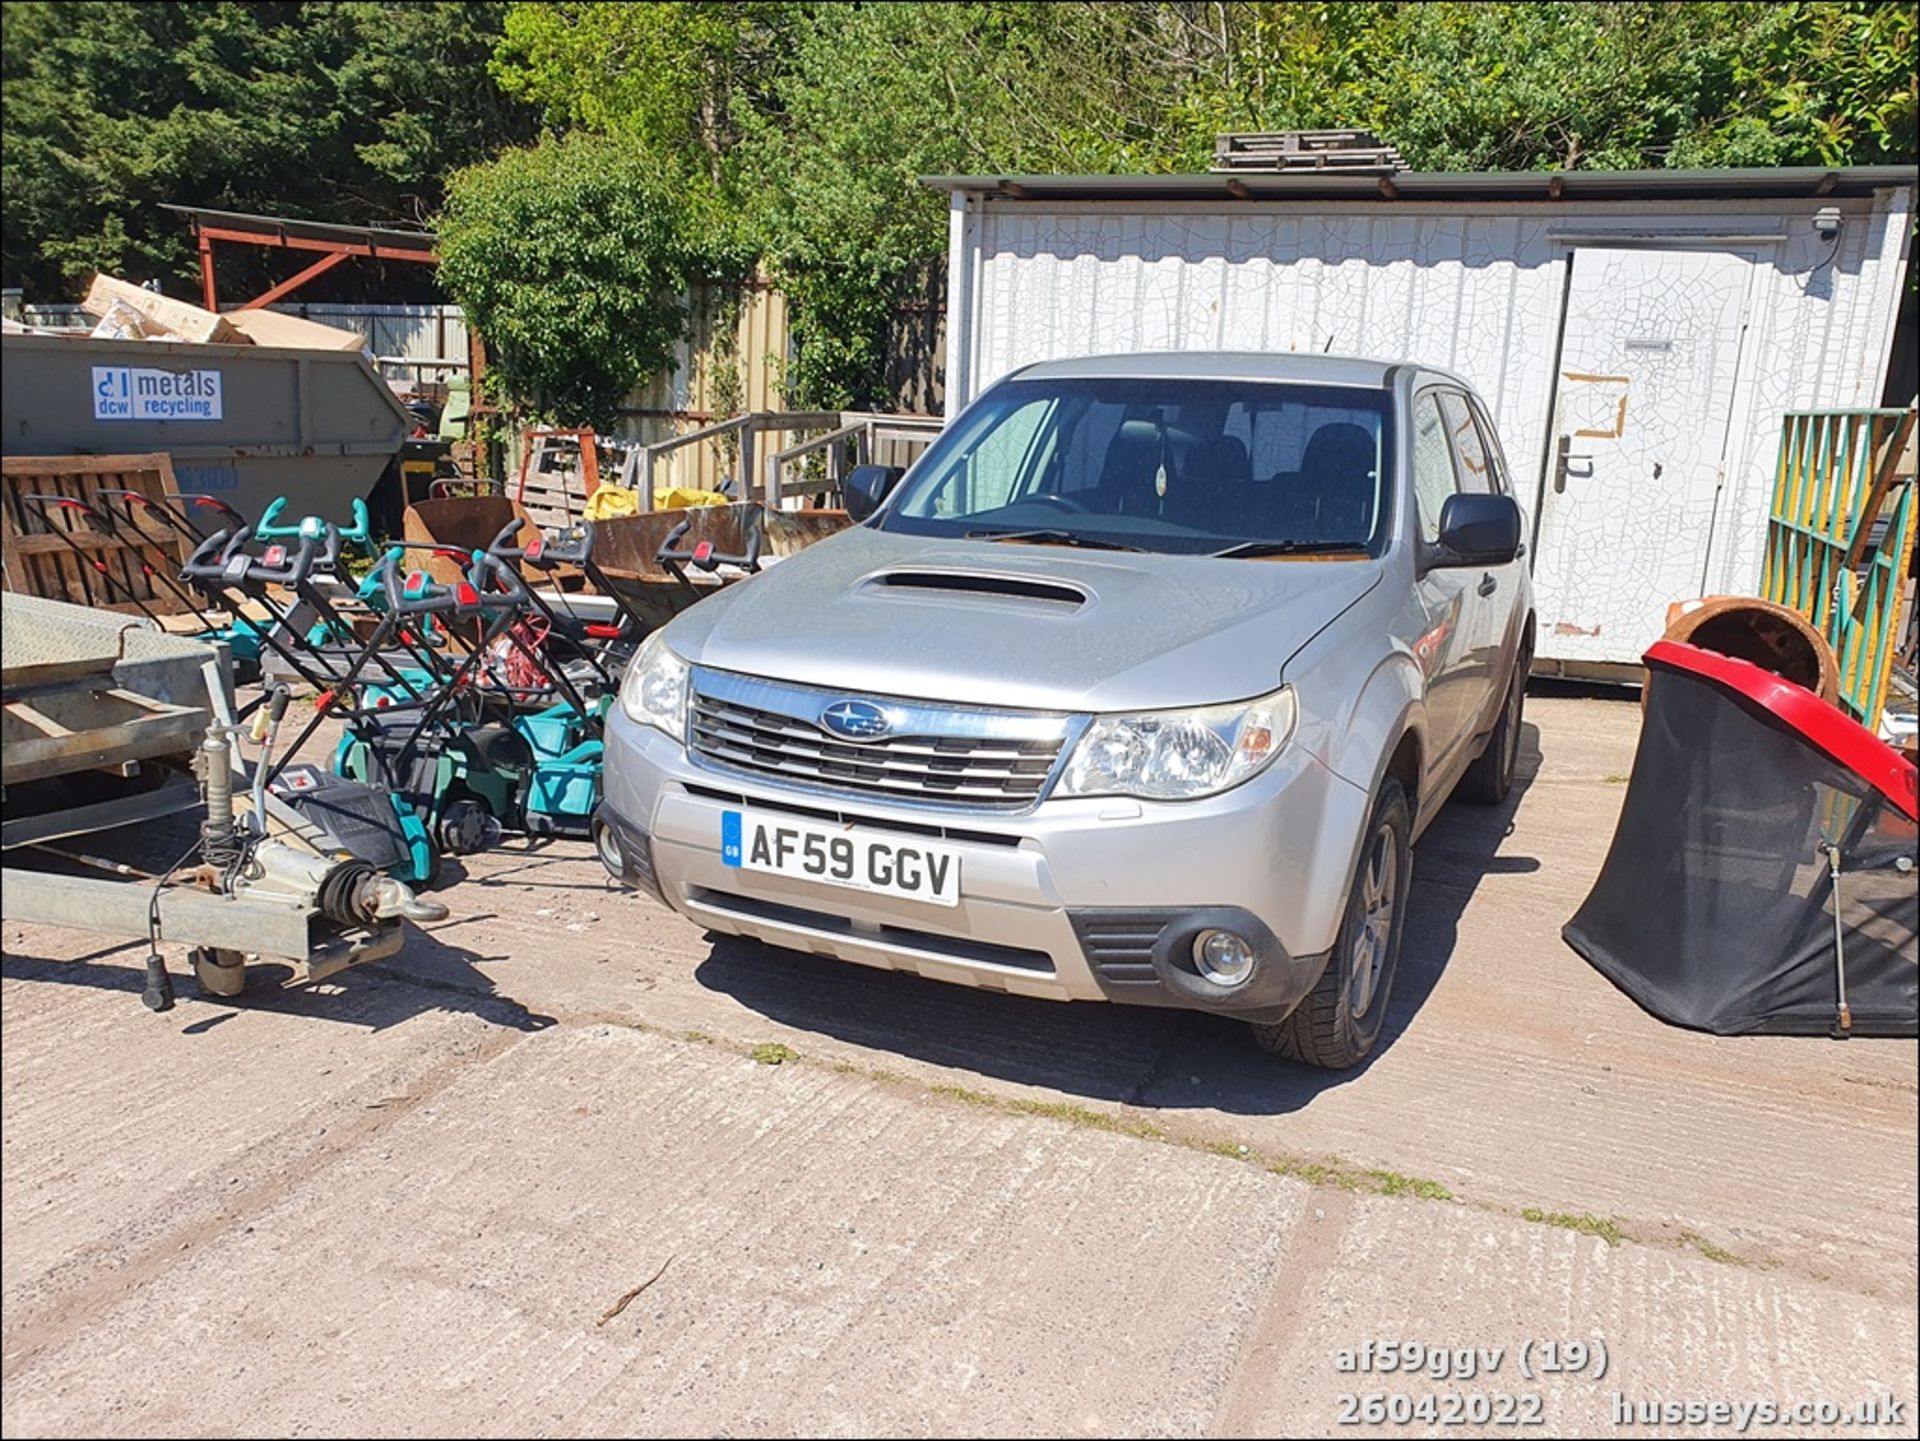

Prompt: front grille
[
  {"left": 688, "top": 668, "right": 1076, "bottom": 808},
  {"left": 683, "top": 785, "right": 1023, "bottom": 847}
]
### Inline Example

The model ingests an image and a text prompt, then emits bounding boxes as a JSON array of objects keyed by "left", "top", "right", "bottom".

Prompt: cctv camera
[{"left": 1812, "top": 206, "right": 1843, "bottom": 242}]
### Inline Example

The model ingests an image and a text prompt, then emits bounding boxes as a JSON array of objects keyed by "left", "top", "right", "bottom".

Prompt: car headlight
[
  {"left": 1057, "top": 687, "right": 1297, "bottom": 800},
  {"left": 620, "top": 630, "right": 690, "bottom": 737}
]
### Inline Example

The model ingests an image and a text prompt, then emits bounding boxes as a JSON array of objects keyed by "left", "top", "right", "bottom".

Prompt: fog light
[{"left": 1193, "top": 929, "right": 1256, "bottom": 987}]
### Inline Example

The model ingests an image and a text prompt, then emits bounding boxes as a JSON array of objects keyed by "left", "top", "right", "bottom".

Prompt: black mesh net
[{"left": 1564, "top": 667, "right": 1918, "bottom": 1037}]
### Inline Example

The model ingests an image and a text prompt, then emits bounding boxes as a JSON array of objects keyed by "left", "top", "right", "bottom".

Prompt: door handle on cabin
[
  {"left": 1478, "top": 573, "right": 1498, "bottom": 597},
  {"left": 1552, "top": 435, "right": 1595, "bottom": 494}
]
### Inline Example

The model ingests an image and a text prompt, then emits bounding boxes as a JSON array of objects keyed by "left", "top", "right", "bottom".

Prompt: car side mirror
[
  {"left": 1432, "top": 493, "right": 1522, "bottom": 567},
  {"left": 842, "top": 465, "right": 904, "bottom": 522}
]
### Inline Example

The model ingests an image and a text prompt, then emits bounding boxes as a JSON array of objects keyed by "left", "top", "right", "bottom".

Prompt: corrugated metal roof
[
  {"left": 159, "top": 204, "right": 438, "bottom": 253},
  {"left": 923, "top": 166, "right": 1916, "bottom": 203}
]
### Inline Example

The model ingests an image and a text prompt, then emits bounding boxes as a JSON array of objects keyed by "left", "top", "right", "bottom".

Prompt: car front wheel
[{"left": 1252, "top": 775, "right": 1412, "bottom": 1069}]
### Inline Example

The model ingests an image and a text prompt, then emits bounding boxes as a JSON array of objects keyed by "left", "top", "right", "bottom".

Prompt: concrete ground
[{"left": 3, "top": 691, "right": 1915, "bottom": 1437}]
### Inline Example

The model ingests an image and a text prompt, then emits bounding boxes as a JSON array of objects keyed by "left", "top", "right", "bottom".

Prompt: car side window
[
  {"left": 1465, "top": 393, "right": 1513, "bottom": 497},
  {"left": 1438, "top": 392, "right": 1493, "bottom": 496},
  {"left": 927, "top": 397, "right": 1053, "bottom": 515},
  {"left": 1410, "top": 390, "right": 1457, "bottom": 544}
]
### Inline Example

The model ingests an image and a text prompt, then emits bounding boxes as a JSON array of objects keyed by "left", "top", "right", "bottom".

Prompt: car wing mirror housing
[
  {"left": 1432, "top": 493, "right": 1522, "bottom": 567},
  {"left": 842, "top": 464, "right": 905, "bottom": 522}
]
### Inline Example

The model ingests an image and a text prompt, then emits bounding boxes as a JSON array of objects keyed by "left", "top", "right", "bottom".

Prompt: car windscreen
[{"left": 876, "top": 377, "right": 1395, "bottom": 556}]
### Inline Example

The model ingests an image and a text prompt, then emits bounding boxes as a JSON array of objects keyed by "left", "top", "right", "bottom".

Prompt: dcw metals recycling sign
[{"left": 92, "top": 365, "right": 224, "bottom": 421}]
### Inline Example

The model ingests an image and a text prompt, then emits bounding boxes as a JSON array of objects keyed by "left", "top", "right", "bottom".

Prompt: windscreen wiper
[
  {"left": 966, "top": 528, "right": 1145, "bottom": 552},
  {"left": 1210, "top": 539, "right": 1371, "bottom": 559}
]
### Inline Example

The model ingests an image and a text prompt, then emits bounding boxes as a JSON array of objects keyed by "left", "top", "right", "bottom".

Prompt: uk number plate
[{"left": 721, "top": 810, "right": 961, "bottom": 907}]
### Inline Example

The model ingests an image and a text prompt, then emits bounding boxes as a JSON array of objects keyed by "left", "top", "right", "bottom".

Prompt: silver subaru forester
[{"left": 598, "top": 353, "right": 1534, "bottom": 1068}]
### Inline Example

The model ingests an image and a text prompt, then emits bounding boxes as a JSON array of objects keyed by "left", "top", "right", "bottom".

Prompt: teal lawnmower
[
  {"left": 329, "top": 524, "right": 612, "bottom": 855},
  {"left": 178, "top": 507, "right": 440, "bottom": 885}
]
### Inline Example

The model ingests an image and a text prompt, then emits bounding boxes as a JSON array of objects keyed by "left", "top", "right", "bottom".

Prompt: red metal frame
[
  {"left": 187, "top": 217, "right": 439, "bottom": 311},
  {"left": 1645, "top": 640, "right": 1918, "bottom": 820}
]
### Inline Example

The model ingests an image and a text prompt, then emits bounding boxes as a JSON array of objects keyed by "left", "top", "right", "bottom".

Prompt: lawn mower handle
[
  {"left": 655, "top": 511, "right": 762, "bottom": 580},
  {"left": 180, "top": 494, "right": 249, "bottom": 530},
  {"left": 257, "top": 495, "right": 370, "bottom": 544},
  {"left": 94, "top": 488, "right": 197, "bottom": 540},
  {"left": 527, "top": 520, "right": 595, "bottom": 567},
  {"left": 20, "top": 493, "right": 118, "bottom": 536},
  {"left": 182, "top": 525, "right": 253, "bottom": 581},
  {"left": 371, "top": 546, "right": 497, "bottom": 619}
]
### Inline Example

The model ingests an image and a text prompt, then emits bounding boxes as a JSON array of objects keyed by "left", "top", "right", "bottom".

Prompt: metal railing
[
  {"left": 768, "top": 415, "right": 945, "bottom": 503},
  {"left": 620, "top": 410, "right": 942, "bottom": 510},
  {"left": 1761, "top": 405, "right": 1917, "bottom": 725}
]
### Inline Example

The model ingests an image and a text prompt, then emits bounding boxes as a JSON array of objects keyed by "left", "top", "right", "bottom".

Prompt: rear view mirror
[
  {"left": 1433, "top": 493, "right": 1521, "bottom": 567},
  {"left": 843, "top": 464, "right": 904, "bottom": 522}
]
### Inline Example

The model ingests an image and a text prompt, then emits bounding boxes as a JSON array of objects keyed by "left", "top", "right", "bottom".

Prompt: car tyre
[
  {"left": 1253, "top": 776, "right": 1412, "bottom": 1070},
  {"left": 1460, "top": 643, "right": 1529, "bottom": 805}
]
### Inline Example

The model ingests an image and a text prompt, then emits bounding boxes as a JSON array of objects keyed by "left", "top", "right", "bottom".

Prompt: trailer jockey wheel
[
  {"left": 142, "top": 952, "right": 175, "bottom": 1012},
  {"left": 190, "top": 947, "right": 250, "bottom": 999}
]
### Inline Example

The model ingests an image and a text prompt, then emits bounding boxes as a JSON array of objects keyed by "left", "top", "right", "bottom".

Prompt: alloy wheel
[{"left": 1348, "top": 823, "right": 1398, "bottom": 1019}]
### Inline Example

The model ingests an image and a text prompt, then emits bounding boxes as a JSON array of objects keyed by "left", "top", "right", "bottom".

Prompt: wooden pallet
[
  {"left": 1, "top": 454, "right": 197, "bottom": 615},
  {"left": 514, "top": 430, "right": 601, "bottom": 532},
  {"left": 1211, "top": 129, "right": 1406, "bottom": 172}
]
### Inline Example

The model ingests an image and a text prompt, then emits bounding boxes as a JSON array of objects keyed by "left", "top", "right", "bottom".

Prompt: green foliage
[
  {"left": 0, "top": 1, "right": 535, "bottom": 297},
  {"left": 8, "top": 0, "right": 1911, "bottom": 410},
  {"left": 1170, "top": 2, "right": 1917, "bottom": 173},
  {"left": 540, "top": 0, "right": 1916, "bottom": 408},
  {"left": 739, "top": 2, "right": 1159, "bottom": 406},
  {"left": 438, "top": 134, "right": 722, "bottom": 427},
  {"left": 493, "top": 3, "right": 796, "bottom": 184}
]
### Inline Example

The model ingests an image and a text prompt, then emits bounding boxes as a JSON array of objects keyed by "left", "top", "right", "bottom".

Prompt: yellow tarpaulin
[{"left": 583, "top": 485, "right": 729, "bottom": 520}]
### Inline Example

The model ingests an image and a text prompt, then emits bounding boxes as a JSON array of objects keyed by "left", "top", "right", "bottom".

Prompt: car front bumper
[{"left": 599, "top": 706, "right": 1371, "bottom": 1020}]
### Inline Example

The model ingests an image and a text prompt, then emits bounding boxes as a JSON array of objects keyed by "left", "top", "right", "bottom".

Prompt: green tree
[
  {"left": 0, "top": 1, "right": 534, "bottom": 297},
  {"left": 469, "top": 1, "right": 1913, "bottom": 410},
  {"left": 740, "top": 2, "right": 1161, "bottom": 406},
  {"left": 1179, "top": 1, "right": 1917, "bottom": 172},
  {"left": 437, "top": 133, "right": 745, "bottom": 427},
  {"left": 492, "top": 2, "right": 797, "bottom": 186}
]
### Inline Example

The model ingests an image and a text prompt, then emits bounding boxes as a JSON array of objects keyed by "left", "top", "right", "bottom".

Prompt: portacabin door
[{"left": 1531, "top": 245, "right": 1758, "bottom": 667}]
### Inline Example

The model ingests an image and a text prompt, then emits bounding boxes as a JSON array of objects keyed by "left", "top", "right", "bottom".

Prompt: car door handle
[{"left": 1478, "top": 573, "right": 1498, "bottom": 597}]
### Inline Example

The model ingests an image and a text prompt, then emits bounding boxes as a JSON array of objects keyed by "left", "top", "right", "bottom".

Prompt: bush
[{"left": 437, "top": 134, "right": 705, "bottom": 428}]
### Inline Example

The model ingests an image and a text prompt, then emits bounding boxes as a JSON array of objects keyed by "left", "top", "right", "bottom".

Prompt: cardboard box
[
  {"left": 81, "top": 273, "right": 246, "bottom": 346},
  {"left": 222, "top": 308, "right": 366, "bottom": 352}
]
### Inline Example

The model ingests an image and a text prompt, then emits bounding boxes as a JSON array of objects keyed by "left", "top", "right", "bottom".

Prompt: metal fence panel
[{"left": 1762, "top": 406, "right": 1918, "bottom": 725}]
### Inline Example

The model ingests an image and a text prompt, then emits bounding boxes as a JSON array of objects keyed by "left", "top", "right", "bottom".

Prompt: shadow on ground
[
  {"left": 0, "top": 923, "right": 557, "bottom": 1035},
  {"left": 695, "top": 718, "right": 1547, "bottom": 1116}
]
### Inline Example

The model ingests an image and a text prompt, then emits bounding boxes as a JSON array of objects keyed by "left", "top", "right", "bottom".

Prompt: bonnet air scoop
[{"left": 861, "top": 568, "right": 1091, "bottom": 608}]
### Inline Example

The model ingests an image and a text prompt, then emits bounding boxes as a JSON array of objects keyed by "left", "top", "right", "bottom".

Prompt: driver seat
[
  {"left": 1294, "top": 422, "right": 1378, "bottom": 542},
  {"left": 1097, "top": 420, "right": 1171, "bottom": 517}
]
